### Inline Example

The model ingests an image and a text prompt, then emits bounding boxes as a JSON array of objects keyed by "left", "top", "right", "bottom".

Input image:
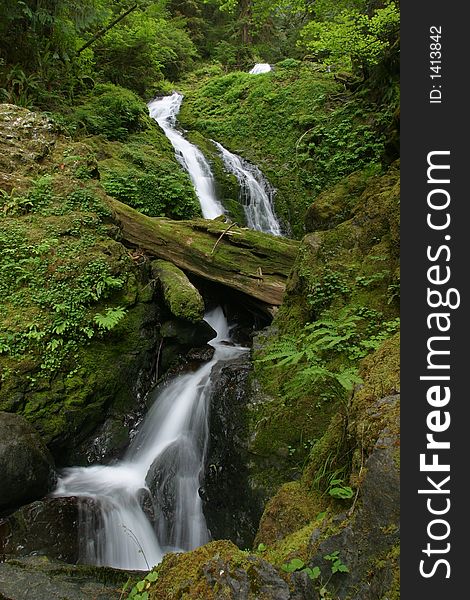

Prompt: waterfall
[
  {"left": 53, "top": 308, "right": 247, "bottom": 570},
  {"left": 213, "top": 141, "right": 282, "bottom": 236},
  {"left": 148, "top": 92, "right": 224, "bottom": 220},
  {"left": 249, "top": 64, "right": 272, "bottom": 74}
]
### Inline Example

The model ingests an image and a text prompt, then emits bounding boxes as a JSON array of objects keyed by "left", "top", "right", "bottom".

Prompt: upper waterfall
[
  {"left": 249, "top": 63, "right": 272, "bottom": 74},
  {"left": 214, "top": 141, "right": 282, "bottom": 236},
  {"left": 148, "top": 93, "right": 224, "bottom": 220}
]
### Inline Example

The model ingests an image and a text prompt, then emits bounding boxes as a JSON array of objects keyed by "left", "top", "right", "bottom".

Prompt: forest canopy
[{"left": 0, "top": 0, "right": 399, "bottom": 107}]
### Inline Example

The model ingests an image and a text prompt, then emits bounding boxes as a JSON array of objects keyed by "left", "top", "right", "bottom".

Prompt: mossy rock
[
  {"left": 277, "top": 161, "right": 400, "bottom": 331},
  {"left": 0, "top": 555, "right": 129, "bottom": 600},
  {"left": 151, "top": 259, "right": 205, "bottom": 323},
  {"left": 304, "top": 168, "right": 374, "bottom": 233},
  {"left": 0, "top": 412, "right": 56, "bottom": 511},
  {"left": 254, "top": 481, "right": 323, "bottom": 547},
  {"left": 148, "top": 540, "right": 291, "bottom": 599},
  {"left": 0, "top": 107, "right": 164, "bottom": 462}
]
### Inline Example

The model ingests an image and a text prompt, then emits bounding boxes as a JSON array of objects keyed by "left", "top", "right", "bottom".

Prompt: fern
[
  {"left": 93, "top": 306, "right": 127, "bottom": 331},
  {"left": 258, "top": 307, "right": 398, "bottom": 401}
]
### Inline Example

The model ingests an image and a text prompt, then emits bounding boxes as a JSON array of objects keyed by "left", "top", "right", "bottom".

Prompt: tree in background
[{"left": 298, "top": 1, "right": 399, "bottom": 78}]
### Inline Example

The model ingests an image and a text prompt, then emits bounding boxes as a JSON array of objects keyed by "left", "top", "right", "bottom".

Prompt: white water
[
  {"left": 54, "top": 308, "right": 247, "bottom": 570},
  {"left": 213, "top": 141, "right": 282, "bottom": 236},
  {"left": 148, "top": 92, "right": 224, "bottom": 219},
  {"left": 249, "top": 63, "right": 272, "bottom": 74}
]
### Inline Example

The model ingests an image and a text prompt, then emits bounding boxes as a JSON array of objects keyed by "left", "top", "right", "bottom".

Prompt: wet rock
[
  {"left": 203, "top": 556, "right": 291, "bottom": 600},
  {"left": 186, "top": 346, "right": 215, "bottom": 363},
  {"left": 0, "top": 412, "right": 56, "bottom": 512},
  {"left": 255, "top": 481, "right": 321, "bottom": 547},
  {"left": 0, "top": 556, "right": 129, "bottom": 600},
  {"left": 145, "top": 440, "right": 195, "bottom": 545},
  {"left": 73, "top": 417, "right": 131, "bottom": 465},
  {"left": 305, "top": 401, "right": 400, "bottom": 600},
  {"left": 160, "top": 319, "right": 216, "bottom": 347},
  {"left": 0, "top": 497, "right": 81, "bottom": 563},
  {"left": 204, "top": 355, "right": 264, "bottom": 549}
]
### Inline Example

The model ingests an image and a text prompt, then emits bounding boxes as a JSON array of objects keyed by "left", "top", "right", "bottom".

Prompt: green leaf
[
  {"left": 282, "top": 558, "right": 305, "bottom": 572},
  {"left": 328, "top": 486, "right": 354, "bottom": 499},
  {"left": 146, "top": 571, "right": 158, "bottom": 582},
  {"left": 303, "top": 566, "right": 321, "bottom": 580}
]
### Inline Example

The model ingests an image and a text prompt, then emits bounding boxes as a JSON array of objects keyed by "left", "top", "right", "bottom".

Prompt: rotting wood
[{"left": 109, "top": 198, "right": 299, "bottom": 309}]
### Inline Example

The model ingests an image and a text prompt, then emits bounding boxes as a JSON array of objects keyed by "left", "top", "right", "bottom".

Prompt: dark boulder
[
  {"left": 303, "top": 397, "right": 400, "bottom": 600},
  {"left": 0, "top": 555, "right": 129, "bottom": 600},
  {"left": 160, "top": 319, "right": 216, "bottom": 347},
  {"left": 0, "top": 412, "right": 56, "bottom": 512},
  {"left": 203, "top": 355, "right": 264, "bottom": 549},
  {"left": 0, "top": 497, "right": 81, "bottom": 563}
]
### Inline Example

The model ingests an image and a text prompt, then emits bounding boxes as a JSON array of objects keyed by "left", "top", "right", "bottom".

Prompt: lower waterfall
[{"left": 53, "top": 307, "right": 247, "bottom": 570}]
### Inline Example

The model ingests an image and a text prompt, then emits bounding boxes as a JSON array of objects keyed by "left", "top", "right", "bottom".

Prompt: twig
[
  {"left": 210, "top": 222, "right": 237, "bottom": 255},
  {"left": 154, "top": 338, "right": 164, "bottom": 384},
  {"left": 122, "top": 524, "right": 150, "bottom": 570}
]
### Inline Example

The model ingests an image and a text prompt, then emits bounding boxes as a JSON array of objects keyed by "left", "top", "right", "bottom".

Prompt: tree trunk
[{"left": 109, "top": 198, "right": 299, "bottom": 310}]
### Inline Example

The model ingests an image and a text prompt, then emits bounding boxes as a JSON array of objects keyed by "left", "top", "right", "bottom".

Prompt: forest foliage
[{"left": 1, "top": 0, "right": 399, "bottom": 109}]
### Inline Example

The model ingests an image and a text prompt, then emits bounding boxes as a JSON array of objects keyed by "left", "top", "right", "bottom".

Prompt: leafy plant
[
  {"left": 94, "top": 306, "right": 127, "bottom": 331},
  {"left": 298, "top": 2, "right": 400, "bottom": 74},
  {"left": 324, "top": 551, "right": 349, "bottom": 574},
  {"left": 327, "top": 478, "right": 354, "bottom": 500},
  {"left": 281, "top": 558, "right": 321, "bottom": 581},
  {"left": 124, "top": 570, "right": 159, "bottom": 600}
]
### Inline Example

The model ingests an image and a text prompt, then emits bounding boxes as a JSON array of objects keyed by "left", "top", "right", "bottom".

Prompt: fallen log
[{"left": 109, "top": 198, "right": 299, "bottom": 308}]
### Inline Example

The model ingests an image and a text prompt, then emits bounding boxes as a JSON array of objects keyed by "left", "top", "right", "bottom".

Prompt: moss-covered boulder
[
  {"left": 0, "top": 412, "right": 56, "bottom": 512},
  {"left": 204, "top": 355, "right": 265, "bottom": 549},
  {"left": 0, "top": 105, "right": 166, "bottom": 463},
  {"left": 279, "top": 160, "right": 400, "bottom": 329},
  {"left": 151, "top": 259, "right": 205, "bottom": 323},
  {"left": 254, "top": 481, "right": 322, "bottom": 548},
  {"left": 253, "top": 335, "right": 400, "bottom": 600},
  {"left": 0, "top": 104, "right": 56, "bottom": 193},
  {"left": 148, "top": 540, "right": 291, "bottom": 599},
  {"left": 304, "top": 168, "right": 373, "bottom": 233}
]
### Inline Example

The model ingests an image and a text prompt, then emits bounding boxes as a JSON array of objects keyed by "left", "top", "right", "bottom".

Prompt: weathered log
[{"left": 109, "top": 199, "right": 299, "bottom": 308}]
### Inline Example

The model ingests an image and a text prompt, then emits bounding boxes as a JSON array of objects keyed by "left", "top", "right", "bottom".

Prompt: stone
[
  {"left": 160, "top": 319, "right": 216, "bottom": 347},
  {"left": 305, "top": 402, "right": 400, "bottom": 600},
  {"left": 0, "top": 556, "right": 129, "bottom": 600},
  {"left": 204, "top": 355, "right": 264, "bottom": 549},
  {"left": 0, "top": 497, "right": 80, "bottom": 563},
  {"left": 0, "top": 412, "right": 56, "bottom": 512}
]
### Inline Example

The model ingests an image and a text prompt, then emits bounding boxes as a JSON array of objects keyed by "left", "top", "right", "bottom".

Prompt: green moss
[
  {"left": 151, "top": 259, "right": 205, "bottom": 323},
  {"left": 149, "top": 541, "right": 249, "bottom": 600},
  {"left": 0, "top": 106, "right": 163, "bottom": 455},
  {"left": 255, "top": 481, "right": 324, "bottom": 547},
  {"left": 94, "top": 126, "right": 201, "bottom": 220}
]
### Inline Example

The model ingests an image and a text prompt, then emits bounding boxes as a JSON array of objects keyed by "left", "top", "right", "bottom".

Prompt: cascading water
[
  {"left": 148, "top": 93, "right": 224, "bottom": 219},
  {"left": 53, "top": 308, "right": 247, "bottom": 570},
  {"left": 249, "top": 63, "right": 272, "bottom": 74},
  {"left": 213, "top": 141, "right": 282, "bottom": 236}
]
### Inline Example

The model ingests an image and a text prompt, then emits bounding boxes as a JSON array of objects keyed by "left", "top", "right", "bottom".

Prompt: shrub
[{"left": 73, "top": 84, "right": 151, "bottom": 141}]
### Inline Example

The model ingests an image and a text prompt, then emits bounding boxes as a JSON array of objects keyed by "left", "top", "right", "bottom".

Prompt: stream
[
  {"left": 54, "top": 309, "right": 247, "bottom": 570},
  {"left": 54, "top": 81, "right": 280, "bottom": 570}
]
